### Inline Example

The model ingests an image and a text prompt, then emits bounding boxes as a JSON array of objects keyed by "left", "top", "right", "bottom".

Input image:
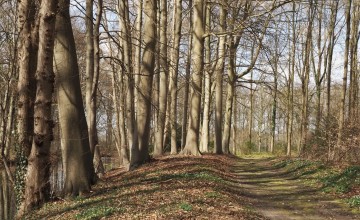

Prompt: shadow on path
[{"left": 231, "top": 157, "right": 359, "bottom": 220}]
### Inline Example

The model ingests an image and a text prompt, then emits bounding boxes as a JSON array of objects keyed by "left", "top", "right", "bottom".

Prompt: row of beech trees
[{"left": 0, "top": 0, "right": 359, "bottom": 216}]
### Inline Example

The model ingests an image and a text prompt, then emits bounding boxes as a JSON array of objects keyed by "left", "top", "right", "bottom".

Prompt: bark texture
[
  {"left": 169, "top": 0, "right": 182, "bottom": 154},
  {"left": 54, "top": 0, "right": 95, "bottom": 196},
  {"left": 19, "top": 0, "right": 57, "bottom": 214},
  {"left": 129, "top": 0, "right": 157, "bottom": 168},
  {"left": 182, "top": 0, "right": 204, "bottom": 156},
  {"left": 154, "top": 0, "right": 168, "bottom": 156},
  {"left": 16, "top": 0, "right": 37, "bottom": 158}
]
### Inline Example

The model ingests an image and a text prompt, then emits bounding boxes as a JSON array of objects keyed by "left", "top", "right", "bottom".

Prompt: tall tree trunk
[
  {"left": 231, "top": 93, "right": 238, "bottom": 154},
  {"left": 134, "top": 0, "right": 143, "bottom": 110},
  {"left": 223, "top": 1, "right": 264, "bottom": 152},
  {"left": 249, "top": 71, "right": 254, "bottom": 147},
  {"left": 104, "top": 11, "right": 129, "bottom": 165},
  {"left": 314, "top": 0, "right": 324, "bottom": 131},
  {"left": 154, "top": 0, "right": 168, "bottom": 156},
  {"left": 270, "top": 32, "right": 279, "bottom": 154},
  {"left": 130, "top": 0, "right": 157, "bottom": 168},
  {"left": 85, "top": 0, "right": 95, "bottom": 152},
  {"left": 287, "top": 1, "right": 296, "bottom": 157},
  {"left": 326, "top": 1, "right": 338, "bottom": 118},
  {"left": 215, "top": 5, "right": 226, "bottom": 154},
  {"left": 118, "top": 0, "right": 135, "bottom": 168},
  {"left": 337, "top": 0, "right": 352, "bottom": 151},
  {"left": 16, "top": 0, "right": 37, "bottom": 158},
  {"left": 169, "top": 0, "right": 182, "bottom": 154},
  {"left": 222, "top": 36, "right": 238, "bottom": 151},
  {"left": 348, "top": 1, "right": 360, "bottom": 121},
  {"left": 92, "top": 0, "right": 104, "bottom": 176},
  {"left": 19, "top": 0, "right": 57, "bottom": 214},
  {"left": 4, "top": 95, "right": 15, "bottom": 157},
  {"left": 182, "top": 0, "right": 204, "bottom": 156},
  {"left": 54, "top": 0, "right": 96, "bottom": 196},
  {"left": 270, "top": 68, "right": 277, "bottom": 154},
  {"left": 299, "top": 1, "right": 314, "bottom": 155},
  {"left": 201, "top": 3, "right": 211, "bottom": 153},
  {"left": 181, "top": 26, "right": 192, "bottom": 149},
  {"left": 258, "top": 86, "right": 264, "bottom": 153},
  {"left": 85, "top": 0, "right": 104, "bottom": 175}
]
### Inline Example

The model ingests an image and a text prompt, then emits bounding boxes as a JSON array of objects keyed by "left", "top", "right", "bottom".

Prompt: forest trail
[
  {"left": 26, "top": 155, "right": 360, "bottom": 219},
  {"left": 234, "top": 157, "right": 359, "bottom": 220}
]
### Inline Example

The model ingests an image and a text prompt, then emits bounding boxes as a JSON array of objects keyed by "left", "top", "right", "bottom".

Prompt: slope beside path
[
  {"left": 26, "top": 155, "right": 360, "bottom": 219},
  {"left": 233, "top": 157, "right": 360, "bottom": 220}
]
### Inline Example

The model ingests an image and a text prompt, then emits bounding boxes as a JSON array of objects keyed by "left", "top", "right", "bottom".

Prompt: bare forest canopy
[{"left": 0, "top": 0, "right": 360, "bottom": 217}]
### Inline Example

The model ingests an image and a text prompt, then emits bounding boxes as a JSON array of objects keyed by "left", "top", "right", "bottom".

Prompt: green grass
[
  {"left": 179, "top": 202, "right": 192, "bottom": 212},
  {"left": 276, "top": 159, "right": 360, "bottom": 208},
  {"left": 347, "top": 195, "right": 360, "bottom": 208},
  {"left": 75, "top": 206, "right": 124, "bottom": 220},
  {"left": 204, "top": 191, "right": 221, "bottom": 198},
  {"left": 321, "top": 166, "right": 360, "bottom": 193}
]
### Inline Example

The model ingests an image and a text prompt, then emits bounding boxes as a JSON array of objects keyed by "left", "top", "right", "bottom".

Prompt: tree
[
  {"left": 299, "top": 0, "right": 314, "bottom": 155},
  {"left": 214, "top": 4, "right": 226, "bottom": 154},
  {"left": 18, "top": 0, "right": 58, "bottom": 214},
  {"left": 348, "top": 0, "right": 360, "bottom": 121},
  {"left": 85, "top": 0, "right": 104, "bottom": 176},
  {"left": 16, "top": 0, "right": 37, "bottom": 159},
  {"left": 181, "top": 0, "right": 193, "bottom": 150},
  {"left": 326, "top": 0, "right": 339, "bottom": 119},
  {"left": 154, "top": 0, "right": 168, "bottom": 156},
  {"left": 286, "top": 1, "right": 297, "bottom": 157},
  {"left": 129, "top": 0, "right": 157, "bottom": 168},
  {"left": 117, "top": 0, "right": 133, "bottom": 167},
  {"left": 200, "top": 2, "right": 211, "bottom": 153},
  {"left": 169, "top": 0, "right": 182, "bottom": 154},
  {"left": 54, "top": 0, "right": 96, "bottom": 196},
  {"left": 337, "top": 0, "right": 352, "bottom": 152},
  {"left": 182, "top": 0, "right": 204, "bottom": 156}
]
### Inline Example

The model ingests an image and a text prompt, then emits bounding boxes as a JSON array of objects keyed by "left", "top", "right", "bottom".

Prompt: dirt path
[{"left": 232, "top": 158, "right": 359, "bottom": 220}]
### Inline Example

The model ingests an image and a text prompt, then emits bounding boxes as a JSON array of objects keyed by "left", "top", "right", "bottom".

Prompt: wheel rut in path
[{"left": 230, "top": 158, "right": 360, "bottom": 220}]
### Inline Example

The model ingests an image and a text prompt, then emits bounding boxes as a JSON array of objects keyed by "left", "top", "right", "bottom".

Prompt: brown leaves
[{"left": 28, "top": 154, "right": 265, "bottom": 219}]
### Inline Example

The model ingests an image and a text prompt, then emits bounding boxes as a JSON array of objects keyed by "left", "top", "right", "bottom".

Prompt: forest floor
[{"left": 26, "top": 154, "right": 360, "bottom": 220}]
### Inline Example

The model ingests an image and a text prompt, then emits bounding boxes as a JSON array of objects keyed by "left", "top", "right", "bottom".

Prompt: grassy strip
[{"left": 274, "top": 159, "right": 360, "bottom": 208}]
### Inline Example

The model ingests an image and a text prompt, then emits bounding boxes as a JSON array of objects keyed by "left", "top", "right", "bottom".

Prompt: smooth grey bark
[
  {"left": 325, "top": 0, "right": 338, "bottom": 160},
  {"left": 231, "top": 93, "right": 238, "bottom": 154},
  {"left": 299, "top": 1, "right": 314, "bottom": 155},
  {"left": 181, "top": 23, "right": 192, "bottom": 150},
  {"left": 134, "top": 0, "right": 143, "bottom": 110},
  {"left": 54, "top": 0, "right": 96, "bottom": 196},
  {"left": 182, "top": 0, "right": 204, "bottom": 156},
  {"left": 313, "top": 0, "right": 324, "bottom": 131},
  {"left": 169, "top": 0, "right": 182, "bottom": 154},
  {"left": 215, "top": 5, "right": 226, "bottom": 154},
  {"left": 85, "top": 1, "right": 103, "bottom": 174},
  {"left": 287, "top": 1, "right": 296, "bottom": 157},
  {"left": 337, "top": 0, "right": 351, "bottom": 150},
  {"left": 326, "top": 1, "right": 338, "bottom": 118},
  {"left": 270, "top": 55, "right": 278, "bottom": 154},
  {"left": 154, "top": 0, "right": 168, "bottom": 156},
  {"left": 85, "top": 0, "right": 95, "bottom": 152},
  {"left": 348, "top": 1, "right": 360, "bottom": 120},
  {"left": 200, "top": 3, "right": 211, "bottom": 153},
  {"left": 129, "top": 0, "right": 157, "bottom": 168},
  {"left": 118, "top": 0, "right": 135, "bottom": 168},
  {"left": 249, "top": 71, "right": 254, "bottom": 147}
]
